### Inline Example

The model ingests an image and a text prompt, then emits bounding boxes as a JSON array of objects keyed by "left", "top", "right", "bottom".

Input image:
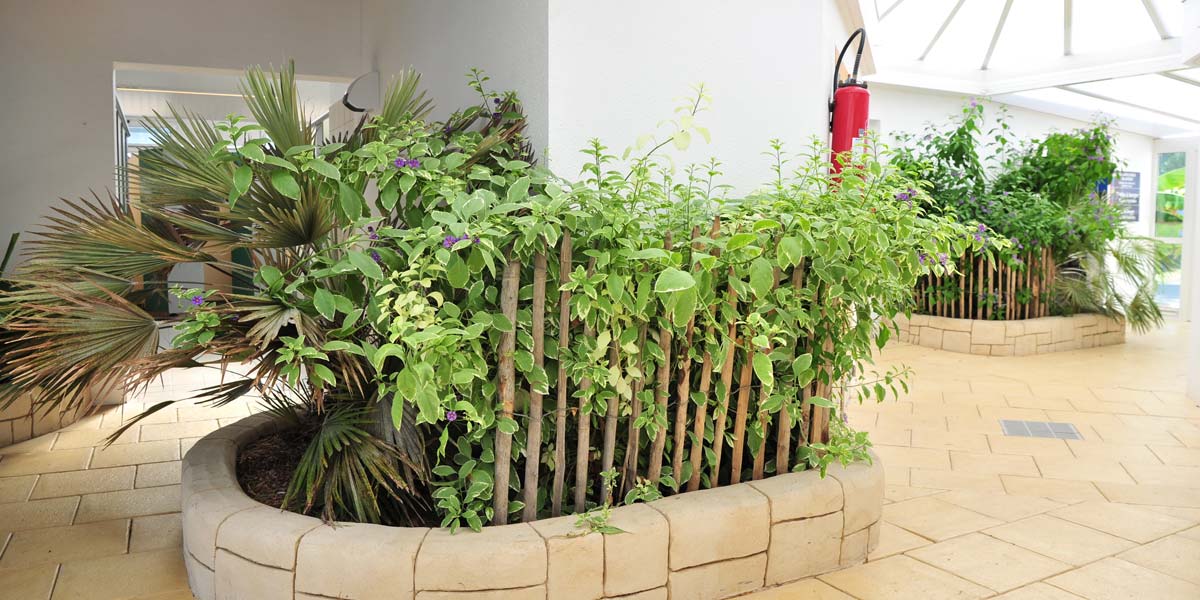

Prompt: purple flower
[
  {"left": 442, "top": 235, "right": 456, "bottom": 248},
  {"left": 190, "top": 295, "right": 204, "bottom": 306},
  {"left": 393, "top": 156, "right": 407, "bottom": 168},
  {"left": 472, "top": 236, "right": 480, "bottom": 244},
  {"left": 408, "top": 158, "right": 420, "bottom": 169},
  {"left": 445, "top": 410, "right": 458, "bottom": 422},
  {"left": 977, "top": 223, "right": 987, "bottom": 233},
  {"left": 371, "top": 251, "right": 382, "bottom": 263},
  {"left": 493, "top": 98, "right": 501, "bottom": 104},
  {"left": 973, "top": 234, "right": 983, "bottom": 242},
  {"left": 895, "top": 191, "right": 910, "bottom": 201},
  {"left": 367, "top": 226, "right": 379, "bottom": 241},
  {"left": 918, "top": 252, "right": 927, "bottom": 265},
  {"left": 492, "top": 112, "right": 502, "bottom": 119},
  {"left": 937, "top": 253, "right": 948, "bottom": 266},
  {"left": 969, "top": 99, "right": 978, "bottom": 108}
]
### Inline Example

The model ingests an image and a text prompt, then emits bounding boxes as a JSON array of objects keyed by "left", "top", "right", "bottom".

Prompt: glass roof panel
[
  {"left": 987, "top": 0, "right": 1063, "bottom": 71},
  {"left": 1071, "top": 0, "right": 1160, "bottom": 55},
  {"left": 922, "top": 0, "right": 1007, "bottom": 68},
  {"left": 1006, "top": 87, "right": 1200, "bottom": 131},
  {"left": 1070, "top": 75, "right": 1200, "bottom": 122}
]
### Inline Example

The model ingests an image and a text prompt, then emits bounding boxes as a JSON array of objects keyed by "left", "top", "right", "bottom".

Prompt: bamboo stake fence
[
  {"left": 915, "top": 249, "right": 1056, "bottom": 321},
  {"left": 486, "top": 215, "right": 834, "bottom": 524}
]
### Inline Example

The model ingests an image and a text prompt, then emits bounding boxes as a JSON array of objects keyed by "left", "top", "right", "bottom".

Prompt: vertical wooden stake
[
  {"left": 599, "top": 339, "right": 620, "bottom": 504},
  {"left": 647, "top": 233, "right": 674, "bottom": 487},
  {"left": 521, "top": 252, "right": 547, "bottom": 522},
  {"left": 492, "top": 257, "right": 520, "bottom": 525},
  {"left": 729, "top": 340, "right": 753, "bottom": 485},
  {"left": 551, "top": 234, "right": 572, "bottom": 517},
  {"left": 622, "top": 323, "right": 648, "bottom": 496}
]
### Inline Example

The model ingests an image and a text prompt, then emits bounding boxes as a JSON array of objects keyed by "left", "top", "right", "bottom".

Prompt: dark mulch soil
[{"left": 236, "top": 426, "right": 312, "bottom": 508}]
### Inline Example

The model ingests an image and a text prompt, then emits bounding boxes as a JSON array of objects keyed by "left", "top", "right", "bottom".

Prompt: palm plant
[
  {"left": 0, "top": 61, "right": 529, "bottom": 524},
  {"left": 1054, "top": 235, "right": 1171, "bottom": 333}
]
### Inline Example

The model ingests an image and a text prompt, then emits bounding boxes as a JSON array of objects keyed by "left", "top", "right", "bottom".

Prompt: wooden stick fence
[
  {"left": 915, "top": 248, "right": 1056, "bottom": 321},
  {"left": 487, "top": 216, "right": 834, "bottom": 523}
]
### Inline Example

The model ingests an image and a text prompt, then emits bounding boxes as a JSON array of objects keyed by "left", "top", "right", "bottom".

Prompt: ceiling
[{"left": 859, "top": 0, "right": 1200, "bottom": 137}]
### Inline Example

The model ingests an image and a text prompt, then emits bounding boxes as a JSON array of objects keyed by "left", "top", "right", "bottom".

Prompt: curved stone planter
[
  {"left": 182, "top": 414, "right": 885, "bottom": 600},
  {"left": 894, "top": 313, "right": 1125, "bottom": 356},
  {"left": 0, "top": 382, "right": 125, "bottom": 448}
]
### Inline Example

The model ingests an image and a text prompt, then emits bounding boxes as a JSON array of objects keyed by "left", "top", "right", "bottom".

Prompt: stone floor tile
[
  {"left": 991, "top": 582, "right": 1090, "bottom": 599},
  {"left": 135, "top": 461, "right": 181, "bottom": 488},
  {"left": 1177, "top": 525, "right": 1200, "bottom": 541},
  {"left": 875, "top": 413, "right": 948, "bottom": 431},
  {"left": 1094, "top": 482, "right": 1200, "bottom": 508},
  {"left": 984, "top": 514, "right": 1137, "bottom": 565},
  {"left": 1090, "top": 423, "right": 1179, "bottom": 445},
  {"left": 50, "top": 548, "right": 189, "bottom": 600},
  {"left": 1000, "top": 475, "right": 1105, "bottom": 503},
  {"left": 1117, "top": 533, "right": 1200, "bottom": 585},
  {"left": 951, "top": 451, "right": 1041, "bottom": 477},
  {"left": 1047, "top": 557, "right": 1200, "bottom": 600},
  {"left": 883, "top": 484, "right": 942, "bottom": 503},
  {"left": 972, "top": 381, "right": 1033, "bottom": 396},
  {"left": 882, "top": 496, "right": 1002, "bottom": 541},
  {"left": 936, "top": 489, "right": 1063, "bottom": 522},
  {"left": 1149, "top": 444, "right": 1200, "bottom": 466},
  {"left": 872, "top": 445, "right": 950, "bottom": 470},
  {"left": 89, "top": 441, "right": 179, "bottom": 469},
  {"left": 178, "top": 437, "right": 201, "bottom": 457},
  {"left": 138, "top": 420, "right": 220, "bottom": 443},
  {"left": 0, "top": 563, "right": 58, "bottom": 600},
  {"left": 1065, "top": 439, "right": 1161, "bottom": 465},
  {"left": 0, "top": 448, "right": 92, "bottom": 478},
  {"left": 75, "top": 485, "right": 181, "bottom": 523},
  {"left": 0, "top": 496, "right": 79, "bottom": 532},
  {"left": 1049, "top": 501, "right": 1193, "bottom": 543},
  {"left": 748, "top": 578, "right": 855, "bottom": 599},
  {"left": 51, "top": 427, "right": 136, "bottom": 450},
  {"left": 0, "top": 519, "right": 128, "bottom": 569},
  {"left": 911, "top": 402, "right": 980, "bottom": 419},
  {"left": 1005, "top": 395, "right": 1075, "bottom": 411},
  {"left": 867, "top": 521, "right": 931, "bottom": 560},
  {"left": 0, "top": 475, "right": 36, "bottom": 503},
  {"left": 986, "top": 435, "right": 1073, "bottom": 458},
  {"left": 946, "top": 415, "right": 1005, "bottom": 434},
  {"left": 944, "top": 392, "right": 1009, "bottom": 407},
  {"left": 129, "top": 513, "right": 183, "bottom": 553},
  {"left": 1124, "top": 462, "right": 1200, "bottom": 487},
  {"left": 907, "top": 532, "right": 1071, "bottom": 593},
  {"left": 979, "top": 406, "right": 1050, "bottom": 422},
  {"left": 0, "top": 435, "right": 56, "bottom": 456},
  {"left": 911, "top": 430, "right": 989, "bottom": 453},
  {"left": 1033, "top": 455, "right": 1135, "bottom": 484},
  {"left": 29, "top": 466, "right": 135, "bottom": 499},
  {"left": 818, "top": 555, "right": 992, "bottom": 600},
  {"left": 860, "top": 426, "right": 911, "bottom": 446},
  {"left": 909, "top": 468, "right": 1004, "bottom": 493}
]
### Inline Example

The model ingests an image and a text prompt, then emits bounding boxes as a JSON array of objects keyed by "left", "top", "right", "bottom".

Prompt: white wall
[
  {"left": 361, "top": 0, "right": 549, "bottom": 153},
  {"left": 546, "top": 0, "right": 849, "bottom": 195},
  {"left": 0, "top": 0, "right": 364, "bottom": 261},
  {"left": 869, "top": 84, "right": 1158, "bottom": 237}
]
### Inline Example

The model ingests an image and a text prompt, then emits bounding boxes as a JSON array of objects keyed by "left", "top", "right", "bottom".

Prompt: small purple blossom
[
  {"left": 493, "top": 98, "right": 501, "bottom": 104},
  {"left": 492, "top": 112, "right": 502, "bottom": 119},
  {"left": 367, "top": 226, "right": 379, "bottom": 241},
  {"left": 472, "top": 236, "right": 480, "bottom": 244},
  {"left": 918, "top": 252, "right": 927, "bottom": 265},
  {"left": 371, "top": 251, "right": 382, "bottom": 263},
  {"left": 393, "top": 156, "right": 407, "bottom": 168},
  {"left": 973, "top": 234, "right": 983, "bottom": 242},
  {"left": 445, "top": 410, "right": 458, "bottom": 422},
  {"left": 190, "top": 295, "right": 204, "bottom": 307},
  {"left": 937, "top": 253, "right": 948, "bottom": 266},
  {"left": 977, "top": 223, "right": 987, "bottom": 233}
]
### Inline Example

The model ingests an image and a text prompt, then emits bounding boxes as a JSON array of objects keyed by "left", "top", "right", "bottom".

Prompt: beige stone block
[
  {"left": 868, "top": 522, "right": 930, "bottom": 561},
  {"left": 941, "top": 318, "right": 973, "bottom": 332},
  {"left": 417, "top": 587, "right": 545, "bottom": 600},
  {"left": 840, "top": 526, "right": 869, "bottom": 567},
  {"left": 668, "top": 552, "right": 766, "bottom": 600},
  {"left": 75, "top": 484, "right": 181, "bottom": 523},
  {"left": 908, "top": 314, "right": 929, "bottom": 326},
  {"left": 984, "top": 514, "right": 1135, "bottom": 565},
  {"left": 867, "top": 520, "right": 882, "bottom": 554},
  {"left": 0, "top": 495, "right": 79, "bottom": 532},
  {"left": 825, "top": 454, "right": 883, "bottom": 533},
  {"left": 818, "top": 555, "right": 991, "bottom": 599},
  {"left": 416, "top": 523, "right": 545, "bottom": 592},
  {"left": 918, "top": 327, "right": 943, "bottom": 349},
  {"left": 1050, "top": 501, "right": 1192, "bottom": 544},
  {"left": 296, "top": 522, "right": 426, "bottom": 600},
  {"left": 11, "top": 416, "right": 33, "bottom": 443},
  {"left": 140, "top": 420, "right": 221, "bottom": 442},
  {"left": 1099, "top": 331, "right": 1124, "bottom": 346},
  {"left": 0, "top": 419, "right": 13, "bottom": 448},
  {"left": 971, "top": 320, "right": 1006, "bottom": 345},
  {"left": 92, "top": 439, "right": 180, "bottom": 469},
  {"left": 883, "top": 496, "right": 1002, "bottom": 541},
  {"left": 131, "top": 513, "right": 184, "bottom": 553},
  {"left": 0, "top": 446, "right": 92, "bottom": 477},
  {"left": 0, "top": 390, "right": 33, "bottom": 421},
  {"left": 936, "top": 490, "right": 1062, "bottom": 522},
  {"left": 941, "top": 330, "right": 971, "bottom": 353},
  {"left": 214, "top": 548, "right": 293, "bottom": 600},
  {"left": 136, "top": 460, "right": 182, "bottom": 488},
  {"left": 652, "top": 484, "right": 768, "bottom": 569},
  {"left": 969, "top": 344, "right": 990, "bottom": 356},
  {"left": 765, "top": 512, "right": 842, "bottom": 585},
  {"left": 184, "top": 487, "right": 259, "bottom": 569},
  {"left": 1119, "top": 534, "right": 1200, "bottom": 586},
  {"left": 186, "top": 550, "right": 215, "bottom": 600},
  {"left": 1000, "top": 475, "right": 1105, "bottom": 503},
  {"left": 748, "top": 469, "right": 842, "bottom": 522},
  {"left": 0, "top": 519, "right": 130, "bottom": 570},
  {"left": 607, "top": 587, "right": 667, "bottom": 600},
  {"left": 530, "top": 515, "right": 603, "bottom": 600},
  {"left": 604, "top": 503, "right": 668, "bottom": 597},
  {"left": 0, "top": 564, "right": 60, "bottom": 600},
  {"left": 990, "top": 344, "right": 1014, "bottom": 356},
  {"left": 1048, "top": 557, "right": 1200, "bottom": 599},
  {"left": 0, "top": 473, "right": 36, "bottom": 503},
  {"left": 30, "top": 465, "right": 135, "bottom": 499},
  {"left": 53, "top": 548, "right": 190, "bottom": 600},
  {"left": 218, "top": 506, "right": 321, "bottom": 570},
  {"left": 1014, "top": 335, "right": 1038, "bottom": 356},
  {"left": 907, "top": 532, "right": 1071, "bottom": 593},
  {"left": 1036, "top": 332, "right": 1052, "bottom": 344}
]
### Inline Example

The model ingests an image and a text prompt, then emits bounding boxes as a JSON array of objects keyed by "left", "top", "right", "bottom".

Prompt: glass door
[{"left": 1155, "top": 151, "right": 1186, "bottom": 313}]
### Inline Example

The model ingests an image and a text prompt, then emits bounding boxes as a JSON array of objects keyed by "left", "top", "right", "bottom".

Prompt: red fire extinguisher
[{"left": 829, "top": 28, "right": 869, "bottom": 173}]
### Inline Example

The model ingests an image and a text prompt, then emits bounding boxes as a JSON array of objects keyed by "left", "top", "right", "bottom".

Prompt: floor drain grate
[{"left": 1000, "top": 420, "right": 1081, "bottom": 440}]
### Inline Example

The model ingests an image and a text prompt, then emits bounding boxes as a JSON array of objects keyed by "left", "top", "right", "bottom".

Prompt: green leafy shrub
[{"left": 0, "top": 63, "right": 974, "bottom": 530}]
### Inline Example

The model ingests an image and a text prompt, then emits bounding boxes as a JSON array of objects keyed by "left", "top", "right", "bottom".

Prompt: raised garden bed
[
  {"left": 182, "top": 414, "right": 884, "bottom": 600},
  {"left": 893, "top": 312, "right": 1125, "bottom": 356}
]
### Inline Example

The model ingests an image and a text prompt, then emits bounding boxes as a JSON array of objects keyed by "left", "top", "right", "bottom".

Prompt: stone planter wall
[
  {"left": 182, "top": 414, "right": 885, "bottom": 600},
  {"left": 893, "top": 313, "right": 1126, "bottom": 356},
  {"left": 0, "top": 382, "right": 125, "bottom": 448}
]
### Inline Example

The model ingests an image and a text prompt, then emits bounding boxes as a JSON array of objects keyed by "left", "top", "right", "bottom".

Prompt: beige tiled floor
[{"left": 0, "top": 325, "right": 1196, "bottom": 599}]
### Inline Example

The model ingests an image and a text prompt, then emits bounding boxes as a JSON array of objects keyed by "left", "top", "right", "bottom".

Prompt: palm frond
[
  {"left": 378, "top": 68, "right": 434, "bottom": 127},
  {"left": 241, "top": 61, "right": 311, "bottom": 152}
]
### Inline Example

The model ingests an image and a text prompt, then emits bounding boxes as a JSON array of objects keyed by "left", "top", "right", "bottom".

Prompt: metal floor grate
[{"left": 1000, "top": 420, "right": 1082, "bottom": 440}]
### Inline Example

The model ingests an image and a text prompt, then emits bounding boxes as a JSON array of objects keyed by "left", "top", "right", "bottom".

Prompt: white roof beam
[
  {"left": 1064, "top": 0, "right": 1073, "bottom": 56},
  {"left": 918, "top": 0, "right": 966, "bottom": 61},
  {"left": 1140, "top": 0, "right": 1170, "bottom": 40},
  {"left": 1161, "top": 71, "right": 1200, "bottom": 89},
  {"left": 879, "top": 0, "right": 907, "bottom": 21},
  {"left": 1060, "top": 85, "right": 1200, "bottom": 124},
  {"left": 982, "top": 0, "right": 1015, "bottom": 70}
]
